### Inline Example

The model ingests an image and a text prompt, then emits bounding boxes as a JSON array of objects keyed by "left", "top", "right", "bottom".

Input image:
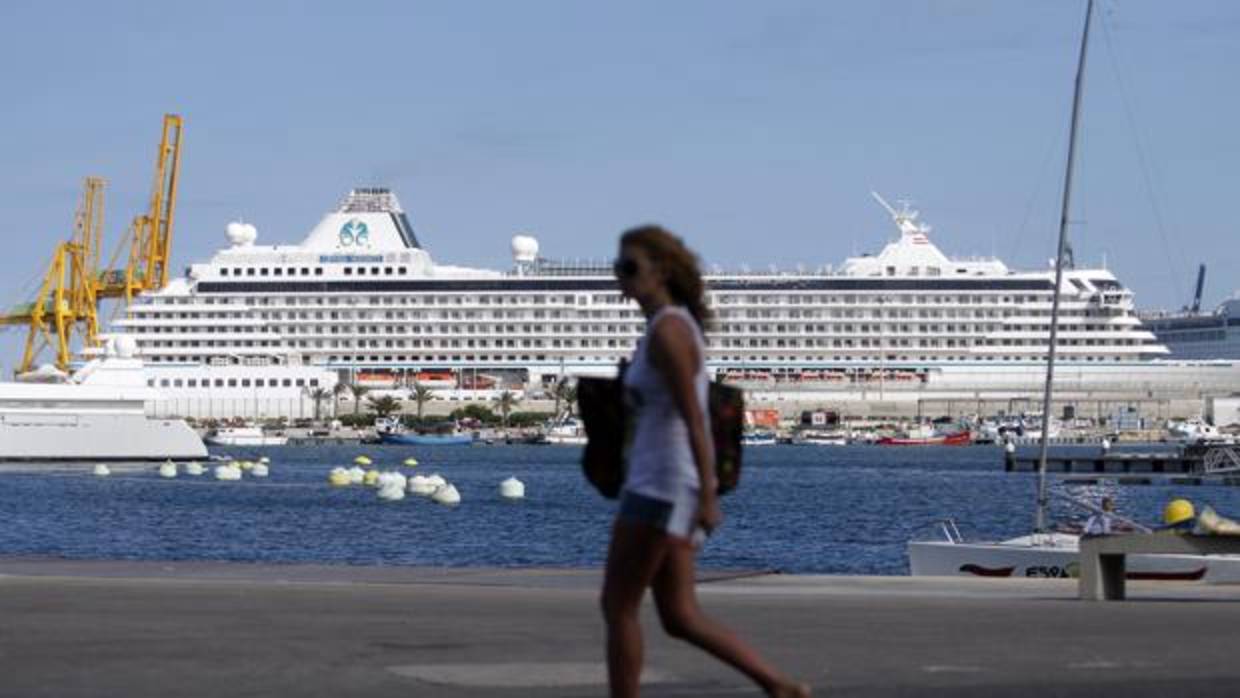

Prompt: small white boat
[
  {"left": 908, "top": 523, "right": 1240, "bottom": 582},
  {"left": 794, "top": 430, "right": 849, "bottom": 446},
  {"left": 1167, "top": 417, "right": 1225, "bottom": 443},
  {"left": 542, "top": 416, "right": 587, "bottom": 445},
  {"left": 741, "top": 430, "right": 777, "bottom": 446},
  {"left": 206, "top": 426, "right": 288, "bottom": 447}
]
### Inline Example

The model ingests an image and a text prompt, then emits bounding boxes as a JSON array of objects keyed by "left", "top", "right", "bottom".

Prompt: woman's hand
[{"left": 697, "top": 491, "right": 723, "bottom": 533}]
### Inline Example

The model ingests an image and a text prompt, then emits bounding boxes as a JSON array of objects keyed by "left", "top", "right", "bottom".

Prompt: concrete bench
[{"left": 1079, "top": 532, "right": 1240, "bottom": 600}]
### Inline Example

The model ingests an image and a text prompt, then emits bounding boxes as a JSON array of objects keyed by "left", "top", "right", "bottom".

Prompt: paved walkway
[{"left": 3, "top": 559, "right": 1240, "bottom": 697}]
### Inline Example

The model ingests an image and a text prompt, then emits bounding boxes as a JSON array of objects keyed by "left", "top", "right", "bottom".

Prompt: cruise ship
[
  {"left": 115, "top": 188, "right": 1240, "bottom": 418},
  {"left": 1142, "top": 298, "right": 1240, "bottom": 361}
]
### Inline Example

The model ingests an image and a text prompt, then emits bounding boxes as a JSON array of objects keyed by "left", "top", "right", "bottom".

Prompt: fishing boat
[
  {"left": 374, "top": 417, "right": 474, "bottom": 445},
  {"left": 877, "top": 424, "right": 970, "bottom": 446}
]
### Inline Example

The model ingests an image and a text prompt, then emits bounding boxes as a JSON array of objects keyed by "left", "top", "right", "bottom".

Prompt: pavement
[{"left": 4, "top": 558, "right": 1240, "bottom": 697}]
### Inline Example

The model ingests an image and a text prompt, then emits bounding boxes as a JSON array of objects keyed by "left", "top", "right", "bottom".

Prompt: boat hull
[
  {"left": 878, "top": 431, "right": 971, "bottom": 446},
  {"left": 379, "top": 432, "right": 474, "bottom": 446},
  {"left": 0, "top": 413, "right": 207, "bottom": 461},
  {"left": 908, "top": 538, "right": 1240, "bottom": 582}
]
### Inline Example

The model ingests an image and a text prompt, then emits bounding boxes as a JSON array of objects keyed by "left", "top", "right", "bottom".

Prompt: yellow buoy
[
  {"left": 363, "top": 469, "right": 381, "bottom": 486},
  {"left": 404, "top": 457, "right": 419, "bottom": 467},
  {"left": 354, "top": 455, "right": 372, "bottom": 466},
  {"left": 328, "top": 467, "right": 351, "bottom": 487}
]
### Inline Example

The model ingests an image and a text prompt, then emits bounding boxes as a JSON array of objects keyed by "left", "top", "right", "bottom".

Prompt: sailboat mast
[{"left": 1036, "top": 0, "right": 1093, "bottom": 533}]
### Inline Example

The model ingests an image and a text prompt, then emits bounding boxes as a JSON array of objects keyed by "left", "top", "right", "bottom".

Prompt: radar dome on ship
[
  {"left": 226, "top": 221, "right": 258, "bottom": 247},
  {"left": 511, "top": 234, "right": 539, "bottom": 263}
]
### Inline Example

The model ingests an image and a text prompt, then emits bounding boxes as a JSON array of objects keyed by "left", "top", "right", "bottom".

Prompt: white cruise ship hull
[{"left": 0, "top": 412, "right": 206, "bottom": 461}]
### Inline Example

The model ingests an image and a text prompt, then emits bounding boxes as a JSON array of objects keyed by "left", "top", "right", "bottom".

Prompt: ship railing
[
  {"left": 1201, "top": 445, "right": 1240, "bottom": 475},
  {"left": 934, "top": 519, "right": 964, "bottom": 544}
]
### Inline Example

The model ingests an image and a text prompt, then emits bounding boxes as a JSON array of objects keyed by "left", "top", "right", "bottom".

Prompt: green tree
[
  {"left": 412, "top": 382, "right": 434, "bottom": 420},
  {"left": 562, "top": 384, "right": 578, "bottom": 416},
  {"left": 305, "top": 387, "right": 331, "bottom": 422},
  {"left": 369, "top": 395, "right": 402, "bottom": 420},
  {"left": 493, "top": 389, "right": 521, "bottom": 428},
  {"left": 347, "top": 383, "right": 371, "bottom": 416},
  {"left": 331, "top": 381, "right": 350, "bottom": 418}
]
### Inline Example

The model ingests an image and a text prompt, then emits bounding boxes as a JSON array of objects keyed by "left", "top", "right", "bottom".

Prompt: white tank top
[{"left": 622, "top": 305, "right": 711, "bottom": 500}]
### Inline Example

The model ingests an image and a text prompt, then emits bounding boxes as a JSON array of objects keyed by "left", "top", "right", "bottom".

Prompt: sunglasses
[{"left": 612, "top": 257, "right": 640, "bottom": 278}]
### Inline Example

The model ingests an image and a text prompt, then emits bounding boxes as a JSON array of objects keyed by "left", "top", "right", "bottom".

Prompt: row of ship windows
[
  {"left": 218, "top": 266, "right": 416, "bottom": 278},
  {"left": 145, "top": 292, "right": 1098, "bottom": 309},
  {"left": 131, "top": 304, "right": 1125, "bottom": 325},
  {"left": 149, "top": 377, "right": 321, "bottom": 389},
  {"left": 145, "top": 352, "right": 1136, "bottom": 367},
  {"left": 134, "top": 335, "right": 1147, "bottom": 351},
  {"left": 126, "top": 322, "right": 1141, "bottom": 339}
]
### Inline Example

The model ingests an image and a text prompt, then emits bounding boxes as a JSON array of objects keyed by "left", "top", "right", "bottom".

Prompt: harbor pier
[{"left": 4, "top": 559, "right": 1240, "bottom": 697}]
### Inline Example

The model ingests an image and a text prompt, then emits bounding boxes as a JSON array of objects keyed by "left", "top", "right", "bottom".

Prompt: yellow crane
[{"left": 0, "top": 114, "right": 183, "bottom": 375}]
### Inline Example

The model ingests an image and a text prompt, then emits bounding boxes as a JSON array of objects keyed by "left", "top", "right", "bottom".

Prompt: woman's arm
[{"left": 648, "top": 314, "right": 721, "bottom": 531}]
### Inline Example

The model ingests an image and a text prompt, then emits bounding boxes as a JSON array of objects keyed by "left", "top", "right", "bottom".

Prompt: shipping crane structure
[{"left": 0, "top": 114, "right": 183, "bottom": 375}]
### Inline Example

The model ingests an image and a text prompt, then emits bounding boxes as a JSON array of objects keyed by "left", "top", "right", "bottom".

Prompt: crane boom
[{"left": 1, "top": 114, "right": 184, "bottom": 374}]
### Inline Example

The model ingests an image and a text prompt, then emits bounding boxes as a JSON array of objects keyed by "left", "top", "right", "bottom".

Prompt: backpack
[{"left": 577, "top": 369, "right": 744, "bottom": 499}]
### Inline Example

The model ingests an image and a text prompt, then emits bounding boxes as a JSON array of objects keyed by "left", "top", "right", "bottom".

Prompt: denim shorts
[{"left": 617, "top": 488, "right": 700, "bottom": 540}]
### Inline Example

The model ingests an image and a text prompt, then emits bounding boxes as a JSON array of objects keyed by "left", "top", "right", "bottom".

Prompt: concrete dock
[{"left": 4, "top": 559, "right": 1240, "bottom": 697}]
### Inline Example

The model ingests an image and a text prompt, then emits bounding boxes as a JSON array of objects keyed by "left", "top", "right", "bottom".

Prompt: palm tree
[
  {"left": 331, "top": 381, "right": 350, "bottom": 418},
  {"left": 493, "top": 389, "right": 520, "bottom": 428},
  {"left": 552, "top": 378, "right": 572, "bottom": 418},
  {"left": 368, "top": 395, "right": 402, "bottom": 420},
  {"left": 305, "top": 387, "right": 331, "bottom": 422},
  {"left": 348, "top": 383, "right": 371, "bottom": 416},
  {"left": 562, "top": 384, "right": 578, "bottom": 417},
  {"left": 412, "top": 382, "right": 434, "bottom": 420}
]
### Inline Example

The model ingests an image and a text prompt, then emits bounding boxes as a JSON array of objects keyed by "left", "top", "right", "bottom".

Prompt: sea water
[{"left": 3, "top": 444, "right": 1239, "bottom": 575}]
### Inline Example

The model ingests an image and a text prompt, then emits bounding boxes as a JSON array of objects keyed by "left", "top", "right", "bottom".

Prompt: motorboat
[
  {"left": 793, "top": 430, "right": 850, "bottom": 446},
  {"left": 205, "top": 425, "right": 288, "bottom": 447},
  {"left": 541, "top": 415, "right": 588, "bottom": 445},
  {"left": 1167, "top": 417, "right": 1223, "bottom": 443},
  {"left": 741, "top": 430, "right": 777, "bottom": 446},
  {"left": 0, "top": 337, "right": 206, "bottom": 461},
  {"left": 877, "top": 424, "right": 970, "bottom": 446},
  {"left": 908, "top": 522, "right": 1240, "bottom": 582}
]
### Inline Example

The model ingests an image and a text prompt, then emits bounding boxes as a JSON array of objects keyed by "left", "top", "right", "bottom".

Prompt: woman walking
[{"left": 601, "top": 225, "right": 809, "bottom": 698}]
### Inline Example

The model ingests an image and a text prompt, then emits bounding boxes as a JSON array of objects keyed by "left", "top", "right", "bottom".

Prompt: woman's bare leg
[
  {"left": 601, "top": 520, "right": 672, "bottom": 698},
  {"left": 651, "top": 542, "right": 810, "bottom": 697}
]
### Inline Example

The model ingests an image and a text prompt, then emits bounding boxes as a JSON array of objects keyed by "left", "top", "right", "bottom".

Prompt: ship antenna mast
[{"left": 1036, "top": 0, "right": 1093, "bottom": 534}]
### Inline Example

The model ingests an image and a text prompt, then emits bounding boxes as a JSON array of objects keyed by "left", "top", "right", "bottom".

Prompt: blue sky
[{"left": 1, "top": 1, "right": 1237, "bottom": 370}]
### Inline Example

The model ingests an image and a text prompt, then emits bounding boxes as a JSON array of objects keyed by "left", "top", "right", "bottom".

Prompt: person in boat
[
  {"left": 600, "top": 225, "right": 809, "bottom": 698},
  {"left": 1082, "top": 496, "right": 1118, "bottom": 536}
]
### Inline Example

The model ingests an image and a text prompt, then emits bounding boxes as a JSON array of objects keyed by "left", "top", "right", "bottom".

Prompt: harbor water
[{"left": 4, "top": 444, "right": 1240, "bottom": 575}]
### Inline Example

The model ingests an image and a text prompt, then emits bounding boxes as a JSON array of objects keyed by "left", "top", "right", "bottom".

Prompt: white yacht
[
  {"left": 204, "top": 425, "right": 288, "bottom": 447},
  {"left": 0, "top": 338, "right": 207, "bottom": 461},
  {"left": 112, "top": 187, "right": 1240, "bottom": 420}
]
